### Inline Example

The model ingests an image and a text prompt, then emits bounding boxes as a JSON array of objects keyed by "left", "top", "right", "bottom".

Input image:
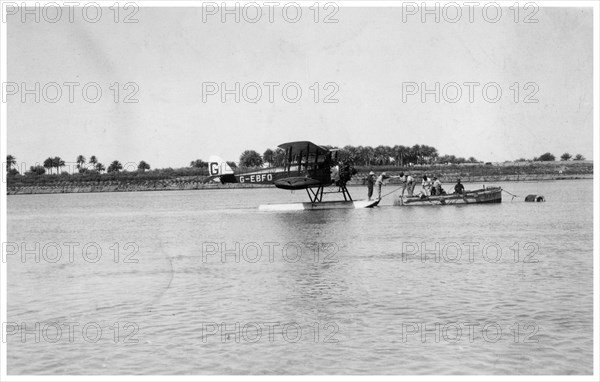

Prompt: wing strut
[
  {"left": 306, "top": 184, "right": 353, "bottom": 203},
  {"left": 306, "top": 185, "right": 324, "bottom": 203}
]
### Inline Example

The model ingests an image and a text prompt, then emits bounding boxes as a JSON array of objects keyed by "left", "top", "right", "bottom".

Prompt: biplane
[{"left": 203, "top": 141, "right": 380, "bottom": 210}]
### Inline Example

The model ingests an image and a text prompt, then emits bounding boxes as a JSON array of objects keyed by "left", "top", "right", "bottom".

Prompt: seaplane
[{"left": 203, "top": 141, "right": 380, "bottom": 211}]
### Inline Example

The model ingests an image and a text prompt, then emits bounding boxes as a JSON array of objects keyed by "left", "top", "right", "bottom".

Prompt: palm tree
[
  {"left": 95, "top": 163, "right": 106, "bottom": 173},
  {"left": 89, "top": 155, "right": 98, "bottom": 166},
  {"left": 137, "top": 160, "right": 150, "bottom": 172},
  {"left": 76, "top": 155, "right": 86, "bottom": 172},
  {"left": 6, "top": 155, "right": 16, "bottom": 171},
  {"left": 391, "top": 145, "right": 400, "bottom": 166},
  {"left": 107, "top": 160, "right": 123, "bottom": 173},
  {"left": 272, "top": 149, "right": 286, "bottom": 167},
  {"left": 411, "top": 144, "right": 422, "bottom": 165},
  {"left": 53, "top": 156, "right": 65, "bottom": 174},
  {"left": 358, "top": 146, "right": 374, "bottom": 166},
  {"left": 343, "top": 145, "right": 359, "bottom": 164},
  {"left": 374, "top": 145, "right": 388, "bottom": 165},
  {"left": 43, "top": 157, "right": 54, "bottom": 174},
  {"left": 394, "top": 145, "right": 409, "bottom": 166}
]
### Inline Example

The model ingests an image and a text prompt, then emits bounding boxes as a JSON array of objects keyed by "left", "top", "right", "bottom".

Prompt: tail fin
[{"left": 208, "top": 155, "right": 234, "bottom": 176}]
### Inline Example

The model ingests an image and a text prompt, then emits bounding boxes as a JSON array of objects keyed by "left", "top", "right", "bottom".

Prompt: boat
[{"left": 394, "top": 186, "right": 502, "bottom": 206}]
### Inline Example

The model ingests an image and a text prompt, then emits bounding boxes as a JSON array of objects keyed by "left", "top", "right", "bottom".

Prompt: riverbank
[{"left": 6, "top": 161, "right": 593, "bottom": 195}]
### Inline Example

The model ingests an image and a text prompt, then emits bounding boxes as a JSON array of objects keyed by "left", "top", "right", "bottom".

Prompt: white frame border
[{"left": 0, "top": 1, "right": 598, "bottom": 381}]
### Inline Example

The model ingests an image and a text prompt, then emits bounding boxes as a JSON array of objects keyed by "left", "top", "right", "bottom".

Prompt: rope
[
  {"left": 379, "top": 185, "right": 406, "bottom": 199},
  {"left": 502, "top": 189, "right": 519, "bottom": 202}
]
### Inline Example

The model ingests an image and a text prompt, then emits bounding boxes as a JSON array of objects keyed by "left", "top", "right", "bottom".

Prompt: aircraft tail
[
  {"left": 208, "top": 155, "right": 234, "bottom": 176},
  {"left": 203, "top": 155, "right": 237, "bottom": 184}
]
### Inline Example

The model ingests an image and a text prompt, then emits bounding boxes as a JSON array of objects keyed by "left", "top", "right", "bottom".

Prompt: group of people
[
  {"left": 365, "top": 171, "right": 393, "bottom": 201},
  {"left": 365, "top": 171, "right": 465, "bottom": 201},
  {"left": 421, "top": 175, "right": 446, "bottom": 196}
]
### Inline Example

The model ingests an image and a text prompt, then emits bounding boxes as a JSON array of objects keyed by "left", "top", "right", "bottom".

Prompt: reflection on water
[{"left": 7, "top": 180, "right": 594, "bottom": 374}]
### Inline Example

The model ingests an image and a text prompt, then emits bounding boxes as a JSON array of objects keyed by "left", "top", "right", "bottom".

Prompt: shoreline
[{"left": 6, "top": 173, "right": 592, "bottom": 196}]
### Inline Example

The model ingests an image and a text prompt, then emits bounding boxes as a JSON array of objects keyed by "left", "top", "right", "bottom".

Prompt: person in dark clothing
[
  {"left": 366, "top": 171, "right": 375, "bottom": 200},
  {"left": 337, "top": 162, "right": 358, "bottom": 187},
  {"left": 454, "top": 179, "right": 465, "bottom": 194}
]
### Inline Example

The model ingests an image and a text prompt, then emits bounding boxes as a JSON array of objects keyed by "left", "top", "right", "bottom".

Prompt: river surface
[{"left": 6, "top": 179, "right": 594, "bottom": 375}]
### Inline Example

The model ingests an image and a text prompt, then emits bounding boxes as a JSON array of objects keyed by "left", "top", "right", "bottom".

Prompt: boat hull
[{"left": 394, "top": 187, "right": 502, "bottom": 206}]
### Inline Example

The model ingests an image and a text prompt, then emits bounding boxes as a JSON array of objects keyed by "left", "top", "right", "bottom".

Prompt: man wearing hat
[
  {"left": 375, "top": 172, "right": 390, "bottom": 199},
  {"left": 366, "top": 171, "right": 376, "bottom": 201}
]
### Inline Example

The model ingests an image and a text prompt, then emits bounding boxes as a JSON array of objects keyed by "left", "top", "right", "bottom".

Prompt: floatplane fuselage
[{"left": 203, "top": 141, "right": 380, "bottom": 210}]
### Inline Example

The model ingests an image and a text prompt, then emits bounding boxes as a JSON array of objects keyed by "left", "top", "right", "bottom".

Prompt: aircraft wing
[{"left": 277, "top": 141, "right": 330, "bottom": 155}]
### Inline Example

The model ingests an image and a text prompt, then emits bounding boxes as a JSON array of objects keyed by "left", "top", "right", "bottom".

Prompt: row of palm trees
[
  {"left": 261, "top": 144, "right": 476, "bottom": 167},
  {"left": 338, "top": 144, "right": 447, "bottom": 166},
  {"left": 43, "top": 155, "right": 110, "bottom": 174},
  {"left": 72, "top": 155, "right": 150, "bottom": 173},
  {"left": 5, "top": 154, "right": 151, "bottom": 176}
]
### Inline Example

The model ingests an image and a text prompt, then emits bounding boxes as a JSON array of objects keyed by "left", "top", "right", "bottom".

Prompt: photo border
[{"left": 1, "top": 1, "right": 598, "bottom": 381}]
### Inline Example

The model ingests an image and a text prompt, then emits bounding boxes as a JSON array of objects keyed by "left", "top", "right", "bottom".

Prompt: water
[{"left": 6, "top": 179, "right": 594, "bottom": 374}]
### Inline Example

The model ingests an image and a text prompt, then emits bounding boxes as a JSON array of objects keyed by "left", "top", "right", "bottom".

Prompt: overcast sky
[{"left": 7, "top": 5, "right": 594, "bottom": 169}]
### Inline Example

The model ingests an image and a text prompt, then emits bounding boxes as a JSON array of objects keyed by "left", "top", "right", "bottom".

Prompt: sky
[{"left": 7, "top": 5, "right": 594, "bottom": 170}]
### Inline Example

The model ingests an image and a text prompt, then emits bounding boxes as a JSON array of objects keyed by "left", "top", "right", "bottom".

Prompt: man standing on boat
[
  {"left": 375, "top": 172, "right": 390, "bottom": 199},
  {"left": 366, "top": 171, "right": 375, "bottom": 201},
  {"left": 399, "top": 172, "right": 415, "bottom": 197},
  {"left": 421, "top": 175, "right": 432, "bottom": 195},
  {"left": 431, "top": 177, "right": 444, "bottom": 195}
]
